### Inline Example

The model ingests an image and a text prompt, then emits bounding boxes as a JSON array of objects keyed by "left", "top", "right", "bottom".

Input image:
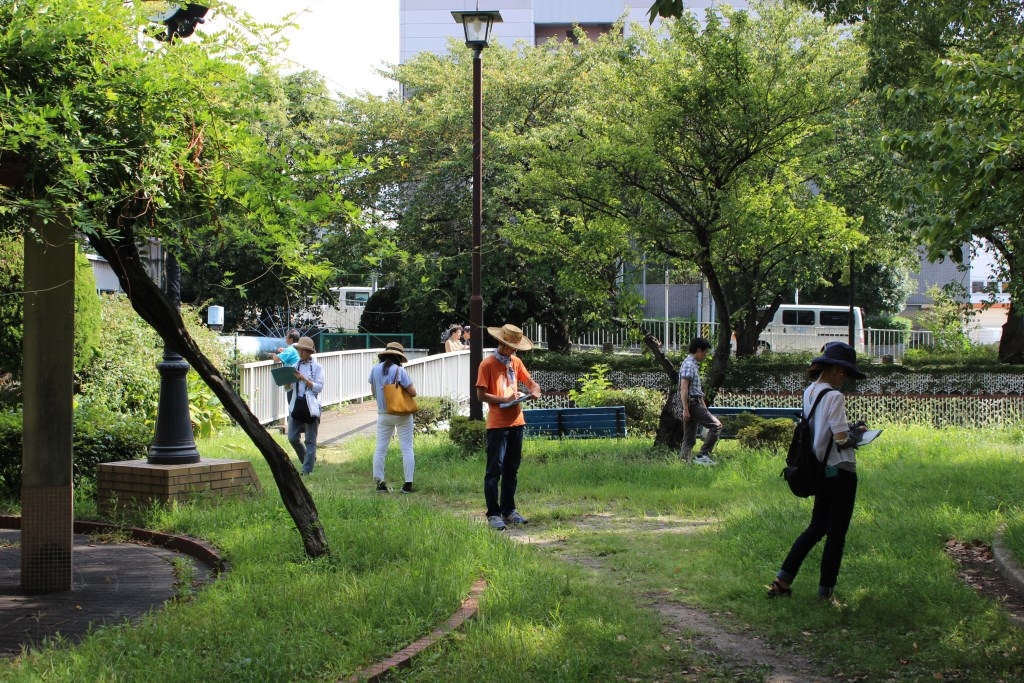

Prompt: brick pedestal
[{"left": 97, "top": 459, "right": 262, "bottom": 512}]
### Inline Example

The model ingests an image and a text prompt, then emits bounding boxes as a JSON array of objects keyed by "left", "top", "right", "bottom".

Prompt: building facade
[{"left": 400, "top": 1, "right": 734, "bottom": 62}]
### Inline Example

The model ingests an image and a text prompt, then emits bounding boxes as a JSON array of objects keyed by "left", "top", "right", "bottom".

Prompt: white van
[
  {"left": 321, "top": 286, "right": 374, "bottom": 332},
  {"left": 759, "top": 304, "right": 865, "bottom": 354}
]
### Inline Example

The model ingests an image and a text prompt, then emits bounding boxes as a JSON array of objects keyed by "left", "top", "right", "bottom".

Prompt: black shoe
[
  {"left": 376, "top": 481, "right": 390, "bottom": 493},
  {"left": 400, "top": 482, "right": 413, "bottom": 494}
]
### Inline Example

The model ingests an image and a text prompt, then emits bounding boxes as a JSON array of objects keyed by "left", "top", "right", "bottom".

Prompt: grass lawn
[{"left": 3, "top": 422, "right": 1024, "bottom": 681}]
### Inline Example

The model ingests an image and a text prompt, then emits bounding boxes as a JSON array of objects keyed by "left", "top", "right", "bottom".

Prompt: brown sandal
[{"left": 767, "top": 579, "right": 792, "bottom": 598}]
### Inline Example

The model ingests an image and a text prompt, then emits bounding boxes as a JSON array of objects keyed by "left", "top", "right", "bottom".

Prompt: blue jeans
[
  {"left": 778, "top": 469, "right": 858, "bottom": 590},
  {"left": 484, "top": 426, "right": 524, "bottom": 518},
  {"left": 288, "top": 416, "right": 319, "bottom": 475}
]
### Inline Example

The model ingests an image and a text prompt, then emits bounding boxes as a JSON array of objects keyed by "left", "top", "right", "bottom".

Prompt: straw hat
[
  {"left": 486, "top": 324, "right": 533, "bottom": 351},
  {"left": 295, "top": 337, "right": 316, "bottom": 353},
  {"left": 379, "top": 341, "right": 408, "bottom": 364}
]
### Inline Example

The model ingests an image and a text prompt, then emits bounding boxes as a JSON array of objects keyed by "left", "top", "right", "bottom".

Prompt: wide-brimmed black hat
[{"left": 811, "top": 341, "right": 866, "bottom": 379}]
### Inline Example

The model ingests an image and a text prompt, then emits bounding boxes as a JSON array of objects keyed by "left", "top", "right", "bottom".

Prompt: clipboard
[
  {"left": 499, "top": 393, "right": 533, "bottom": 409},
  {"left": 271, "top": 366, "right": 298, "bottom": 387},
  {"left": 854, "top": 429, "right": 883, "bottom": 446}
]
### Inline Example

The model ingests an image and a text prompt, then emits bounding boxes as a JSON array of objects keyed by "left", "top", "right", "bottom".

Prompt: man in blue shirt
[{"left": 678, "top": 337, "right": 721, "bottom": 466}]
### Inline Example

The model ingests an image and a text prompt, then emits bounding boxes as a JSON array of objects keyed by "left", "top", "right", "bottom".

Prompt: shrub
[
  {"left": 0, "top": 411, "right": 20, "bottom": 493},
  {"left": 77, "top": 294, "right": 232, "bottom": 430},
  {"left": 568, "top": 363, "right": 613, "bottom": 406},
  {"left": 413, "top": 396, "right": 458, "bottom": 434},
  {"left": 72, "top": 403, "right": 150, "bottom": 485},
  {"left": 736, "top": 417, "right": 794, "bottom": 452},
  {"left": 591, "top": 388, "right": 663, "bottom": 436},
  {"left": 0, "top": 405, "right": 148, "bottom": 494},
  {"left": 718, "top": 411, "right": 767, "bottom": 438},
  {"left": 448, "top": 416, "right": 486, "bottom": 456}
]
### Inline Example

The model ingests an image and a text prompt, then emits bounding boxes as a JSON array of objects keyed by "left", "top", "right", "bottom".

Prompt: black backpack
[{"left": 782, "top": 388, "right": 834, "bottom": 498}]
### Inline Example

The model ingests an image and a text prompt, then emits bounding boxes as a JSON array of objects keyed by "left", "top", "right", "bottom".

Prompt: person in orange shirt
[{"left": 475, "top": 324, "right": 542, "bottom": 531}]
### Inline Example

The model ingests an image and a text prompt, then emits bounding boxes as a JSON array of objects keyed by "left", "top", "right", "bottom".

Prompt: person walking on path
[
  {"left": 369, "top": 342, "right": 418, "bottom": 493},
  {"left": 767, "top": 341, "right": 868, "bottom": 604},
  {"left": 678, "top": 337, "right": 721, "bottom": 465},
  {"left": 288, "top": 337, "right": 324, "bottom": 476},
  {"left": 475, "top": 324, "right": 541, "bottom": 531}
]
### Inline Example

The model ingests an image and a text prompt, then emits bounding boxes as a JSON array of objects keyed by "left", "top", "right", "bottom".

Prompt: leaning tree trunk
[
  {"left": 618, "top": 318, "right": 685, "bottom": 448},
  {"left": 88, "top": 219, "right": 329, "bottom": 559},
  {"left": 999, "top": 300, "right": 1024, "bottom": 364}
]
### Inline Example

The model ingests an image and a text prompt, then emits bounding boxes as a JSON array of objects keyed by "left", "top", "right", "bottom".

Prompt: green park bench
[{"left": 524, "top": 406, "right": 627, "bottom": 439}]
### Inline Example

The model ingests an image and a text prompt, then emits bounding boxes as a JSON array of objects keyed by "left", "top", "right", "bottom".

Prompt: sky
[{"left": 219, "top": 1, "right": 400, "bottom": 99}]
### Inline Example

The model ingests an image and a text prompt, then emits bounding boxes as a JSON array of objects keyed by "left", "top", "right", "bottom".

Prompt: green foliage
[
  {"left": 0, "top": 237, "right": 22, "bottom": 378},
  {"left": 568, "top": 363, "right": 613, "bottom": 405},
  {"left": 0, "top": 411, "right": 20, "bottom": 493},
  {"left": 71, "top": 403, "right": 150, "bottom": 487},
  {"left": 448, "top": 416, "right": 486, "bottom": 457},
  {"left": 592, "top": 388, "right": 663, "bottom": 437},
  {"left": 867, "top": 313, "right": 912, "bottom": 331},
  {"left": 0, "top": 241, "right": 102, "bottom": 380},
  {"left": 412, "top": 396, "right": 458, "bottom": 434},
  {"left": 566, "top": 364, "right": 662, "bottom": 436},
  {"left": 903, "top": 344, "right": 1001, "bottom": 368},
  {"left": 74, "top": 248, "right": 102, "bottom": 371},
  {"left": 76, "top": 294, "right": 163, "bottom": 421},
  {"left": 915, "top": 284, "right": 974, "bottom": 351},
  {"left": 0, "top": 405, "right": 148, "bottom": 494},
  {"left": 735, "top": 417, "right": 794, "bottom": 451},
  {"left": 528, "top": 350, "right": 673, "bottom": 373},
  {"left": 187, "top": 374, "right": 232, "bottom": 439},
  {"left": 76, "top": 294, "right": 232, "bottom": 431}
]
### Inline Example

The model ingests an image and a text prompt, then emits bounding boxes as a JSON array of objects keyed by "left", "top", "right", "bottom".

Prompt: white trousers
[{"left": 372, "top": 413, "right": 416, "bottom": 484}]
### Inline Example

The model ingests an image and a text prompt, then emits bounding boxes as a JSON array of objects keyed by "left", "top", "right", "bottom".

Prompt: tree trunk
[
  {"left": 999, "top": 300, "right": 1024, "bottom": 364},
  {"left": 654, "top": 389, "right": 686, "bottom": 449},
  {"left": 542, "top": 319, "right": 572, "bottom": 353},
  {"left": 624, "top": 319, "right": 685, "bottom": 448},
  {"left": 87, "top": 220, "right": 329, "bottom": 558}
]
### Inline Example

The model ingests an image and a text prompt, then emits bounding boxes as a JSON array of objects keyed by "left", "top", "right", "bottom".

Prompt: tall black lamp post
[
  {"left": 452, "top": 7, "right": 501, "bottom": 421},
  {"left": 148, "top": 251, "right": 201, "bottom": 464}
]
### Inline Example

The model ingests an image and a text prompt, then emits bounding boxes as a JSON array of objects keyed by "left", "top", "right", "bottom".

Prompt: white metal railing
[
  {"left": 239, "top": 348, "right": 469, "bottom": 425},
  {"left": 525, "top": 320, "right": 941, "bottom": 360}
]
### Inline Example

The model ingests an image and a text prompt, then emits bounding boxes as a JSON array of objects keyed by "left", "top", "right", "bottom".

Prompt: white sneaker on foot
[{"left": 693, "top": 454, "right": 717, "bottom": 466}]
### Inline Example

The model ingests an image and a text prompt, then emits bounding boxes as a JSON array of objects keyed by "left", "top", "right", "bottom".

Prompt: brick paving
[{"left": 0, "top": 527, "right": 217, "bottom": 658}]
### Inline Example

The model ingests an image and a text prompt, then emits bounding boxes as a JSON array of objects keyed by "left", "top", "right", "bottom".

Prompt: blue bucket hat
[{"left": 811, "top": 341, "right": 866, "bottom": 379}]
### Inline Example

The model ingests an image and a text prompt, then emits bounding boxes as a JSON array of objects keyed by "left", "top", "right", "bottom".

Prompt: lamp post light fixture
[{"left": 452, "top": 8, "right": 501, "bottom": 421}]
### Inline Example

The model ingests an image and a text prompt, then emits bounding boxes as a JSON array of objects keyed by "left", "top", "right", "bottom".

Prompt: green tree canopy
[{"left": 0, "top": 0, "right": 359, "bottom": 556}]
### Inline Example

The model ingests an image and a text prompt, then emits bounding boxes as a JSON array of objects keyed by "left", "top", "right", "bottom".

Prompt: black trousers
[{"left": 779, "top": 469, "right": 858, "bottom": 590}]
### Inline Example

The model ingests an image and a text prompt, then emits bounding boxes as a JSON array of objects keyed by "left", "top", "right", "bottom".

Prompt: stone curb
[
  {"left": 992, "top": 526, "right": 1024, "bottom": 597},
  {"left": 342, "top": 578, "right": 487, "bottom": 683},
  {"left": 0, "top": 515, "right": 229, "bottom": 575}
]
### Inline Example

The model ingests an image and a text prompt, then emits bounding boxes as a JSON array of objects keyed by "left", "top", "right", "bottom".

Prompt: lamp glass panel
[{"left": 463, "top": 16, "right": 492, "bottom": 43}]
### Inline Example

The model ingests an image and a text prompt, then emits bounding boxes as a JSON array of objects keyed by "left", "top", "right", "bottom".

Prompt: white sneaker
[{"left": 693, "top": 454, "right": 717, "bottom": 466}]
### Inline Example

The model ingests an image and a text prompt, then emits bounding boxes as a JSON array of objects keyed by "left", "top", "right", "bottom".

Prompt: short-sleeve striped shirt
[{"left": 679, "top": 354, "right": 704, "bottom": 399}]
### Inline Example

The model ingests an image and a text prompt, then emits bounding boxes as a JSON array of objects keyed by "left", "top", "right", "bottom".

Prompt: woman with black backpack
[{"left": 767, "top": 342, "right": 868, "bottom": 605}]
